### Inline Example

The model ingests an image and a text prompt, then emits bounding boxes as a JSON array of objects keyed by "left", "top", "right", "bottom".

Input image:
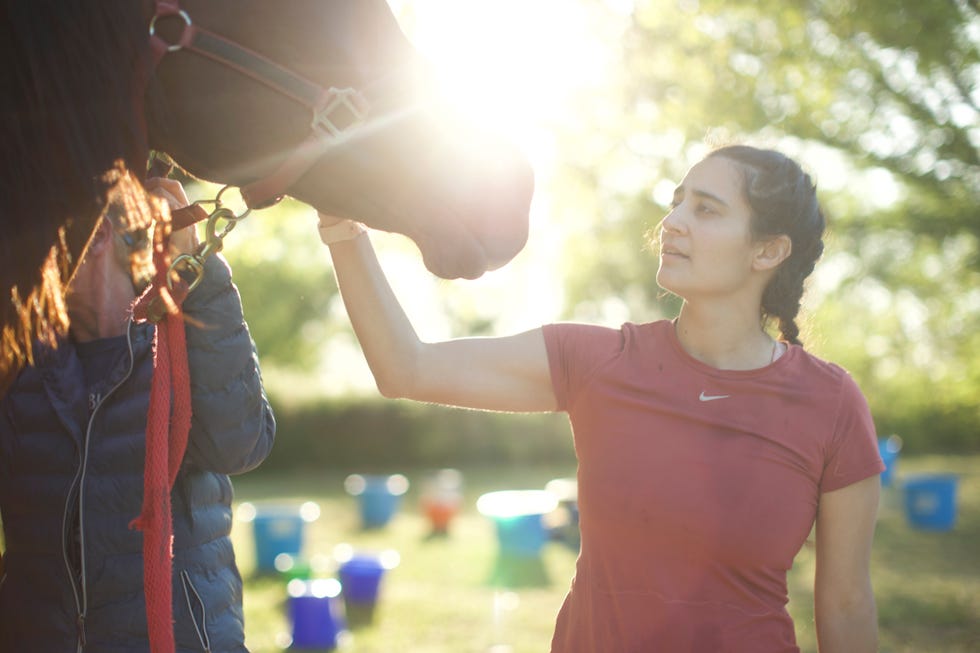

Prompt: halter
[{"left": 149, "top": 0, "right": 371, "bottom": 210}]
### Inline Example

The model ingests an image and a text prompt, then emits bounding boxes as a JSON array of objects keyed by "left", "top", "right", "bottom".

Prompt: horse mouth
[
  {"left": 412, "top": 159, "right": 533, "bottom": 280},
  {"left": 390, "top": 175, "right": 533, "bottom": 281}
]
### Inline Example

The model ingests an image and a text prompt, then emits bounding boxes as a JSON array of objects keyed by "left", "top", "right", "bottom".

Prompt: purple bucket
[
  {"left": 287, "top": 578, "right": 346, "bottom": 650},
  {"left": 339, "top": 555, "right": 386, "bottom": 604},
  {"left": 335, "top": 547, "right": 400, "bottom": 627}
]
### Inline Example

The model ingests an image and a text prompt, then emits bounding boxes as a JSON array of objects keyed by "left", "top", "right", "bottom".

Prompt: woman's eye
[{"left": 697, "top": 203, "right": 717, "bottom": 215}]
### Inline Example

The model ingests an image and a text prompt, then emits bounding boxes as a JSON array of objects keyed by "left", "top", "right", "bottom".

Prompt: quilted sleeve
[{"left": 179, "top": 253, "right": 276, "bottom": 474}]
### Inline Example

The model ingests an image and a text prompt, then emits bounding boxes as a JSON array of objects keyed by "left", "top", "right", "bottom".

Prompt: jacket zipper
[
  {"left": 180, "top": 570, "right": 212, "bottom": 652},
  {"left": 62, "top": 324, "right": 137, "bottom": 651}
]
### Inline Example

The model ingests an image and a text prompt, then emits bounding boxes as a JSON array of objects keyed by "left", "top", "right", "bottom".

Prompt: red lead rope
[{"left": 128, "top": 205, "right": 201, "bottom": 653}]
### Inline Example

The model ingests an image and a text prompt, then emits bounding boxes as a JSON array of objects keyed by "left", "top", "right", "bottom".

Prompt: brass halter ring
[{"left": 167, "top": 186, "right": 251, "bottom": 292}]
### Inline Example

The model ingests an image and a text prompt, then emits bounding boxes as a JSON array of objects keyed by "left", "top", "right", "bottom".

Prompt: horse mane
[{"left": 0, "top": 0, "right": 161, "bottom": 393}]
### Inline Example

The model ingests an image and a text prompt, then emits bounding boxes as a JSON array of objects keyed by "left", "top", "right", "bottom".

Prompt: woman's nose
[{"left": 661, "top": 206, "right": 685, "bottom": 234}]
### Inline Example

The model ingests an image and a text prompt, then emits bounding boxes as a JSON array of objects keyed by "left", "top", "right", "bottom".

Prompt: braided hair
[{"left": 707, "top": 146, "right": 825, "bottom": 346}]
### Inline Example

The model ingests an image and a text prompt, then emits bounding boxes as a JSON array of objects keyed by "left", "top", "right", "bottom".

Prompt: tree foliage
[{"left": 190, "top": 191, "right": 341, "bottom": 372}]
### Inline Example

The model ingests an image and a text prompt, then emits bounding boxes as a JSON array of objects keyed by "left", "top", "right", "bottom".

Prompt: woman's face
[{"left": 656, "top": 156, "right": 761, "bottom": 300}]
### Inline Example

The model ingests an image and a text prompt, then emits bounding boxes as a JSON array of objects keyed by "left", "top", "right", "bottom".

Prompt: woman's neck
[{"left": 674, "top": 302, "right": 776, "bottom": 370}]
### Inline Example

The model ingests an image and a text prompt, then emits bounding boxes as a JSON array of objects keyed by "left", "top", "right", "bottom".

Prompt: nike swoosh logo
[{"left": 699, "top": 392, "right": 730, "bottom": 402}]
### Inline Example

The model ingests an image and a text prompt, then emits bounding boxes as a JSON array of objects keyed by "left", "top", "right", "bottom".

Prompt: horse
[{"left": 0, "top": 0, "right": 535, "bottom": 395}]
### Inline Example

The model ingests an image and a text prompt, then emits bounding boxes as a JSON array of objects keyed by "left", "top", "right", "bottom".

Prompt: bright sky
[
  {"left": 389, "top": 0, "right": 617, "bottom": 141},
  {"left": 380, "top": 0, "right": 589, "bottom": 325},
  {"left": 386, "top": 0, "right": 618, "bottom": 321}
]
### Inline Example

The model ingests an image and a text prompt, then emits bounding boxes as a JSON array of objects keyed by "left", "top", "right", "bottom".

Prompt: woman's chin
[{"left": 655, "top": 269, "right": 681, "bottom": 296}]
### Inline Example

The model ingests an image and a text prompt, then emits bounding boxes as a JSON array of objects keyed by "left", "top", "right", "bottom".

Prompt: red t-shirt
[{"left": 543, "top": 320, "right": 883, "bottom": 653}]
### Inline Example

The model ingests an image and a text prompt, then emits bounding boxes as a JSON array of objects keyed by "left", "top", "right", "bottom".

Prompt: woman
[
  {"left": 0, "top": 179, "right": 276, "bottom": 651},
  {"left": 318, "top": 145, "right": 883, "bottom": 652}
]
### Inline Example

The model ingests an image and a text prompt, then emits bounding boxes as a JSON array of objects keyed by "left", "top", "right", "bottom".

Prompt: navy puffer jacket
[{"left": 0, "top": 254, "right": 276, "bottom": 652}]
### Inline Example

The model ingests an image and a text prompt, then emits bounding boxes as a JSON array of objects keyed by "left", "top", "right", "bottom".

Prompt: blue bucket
[
  {"left": 240, "top": 502, "right": 319, "bottom": 574},
  {"left": 878, "top": 436, "right": 902, "bottom": 487},
  {"left": 903, "top": 473, "right": 958, "bottom": 531},
  {"left": 287, "top": 579, "right": 345, "bottom": 650},
  {"left": 345, "top": 474, "right": 409, "bottom": 529}
]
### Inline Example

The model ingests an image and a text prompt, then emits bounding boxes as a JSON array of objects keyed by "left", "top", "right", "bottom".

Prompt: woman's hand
[
  {"left": 145, "top": 177, "right": 199, "bottom": 255},
  {"left": 316, "top": 211, "right": 365, "bottom": 246}
]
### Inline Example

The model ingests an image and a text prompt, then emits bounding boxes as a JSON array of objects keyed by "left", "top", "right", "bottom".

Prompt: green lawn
[{"left": 232, "top": 456, "right": 980, "bottom": 652}]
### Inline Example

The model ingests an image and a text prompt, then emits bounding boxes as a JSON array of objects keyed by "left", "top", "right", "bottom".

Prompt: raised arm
[
  {"left": 323, "top": 220, "right": 557, "bottom": 413},
  {"left": 813, "top": 475, "right": 880, "bottom": 653}
]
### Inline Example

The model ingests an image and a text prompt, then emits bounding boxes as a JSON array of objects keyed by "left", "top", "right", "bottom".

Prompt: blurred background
[{"left": 175, "top": 1, "right": 977, "bottom": 650}]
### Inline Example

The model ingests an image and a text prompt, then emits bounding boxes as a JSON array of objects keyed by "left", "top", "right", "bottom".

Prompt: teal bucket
[
  {"left": 903, "top": 473, "right": 958, "bottom": 532},
  {"left": 477, "top": 490, "right": 559, "bottom": 558}
]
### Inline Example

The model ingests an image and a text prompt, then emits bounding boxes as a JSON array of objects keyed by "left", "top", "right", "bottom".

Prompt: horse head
[
  {"left": 0, "top": 0, "right": 534, "bottom": 393},
  {"left": 145, "top": 0, "right": 534, "bottom": 280}
]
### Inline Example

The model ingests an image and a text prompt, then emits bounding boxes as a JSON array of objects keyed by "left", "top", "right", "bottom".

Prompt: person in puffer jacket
[{"left": 0, "top": 179, "right": 276, "bottom": 652}]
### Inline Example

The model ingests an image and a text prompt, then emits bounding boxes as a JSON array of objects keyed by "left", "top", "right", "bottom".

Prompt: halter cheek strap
[{"left": 149, "top": 0, "right": 371, "bottom": 210}]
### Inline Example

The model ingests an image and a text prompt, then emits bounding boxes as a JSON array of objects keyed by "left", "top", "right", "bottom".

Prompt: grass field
[{"left": 232, "top": 455, "right": 980, "bottom": 653}]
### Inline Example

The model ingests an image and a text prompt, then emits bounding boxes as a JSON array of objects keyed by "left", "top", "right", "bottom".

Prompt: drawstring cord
[
  {"left": 127, "top": 177, "right": 243, "bottom": 653},
  {"left": 129, "top": 203, "right": 193, "bottom": 653}
]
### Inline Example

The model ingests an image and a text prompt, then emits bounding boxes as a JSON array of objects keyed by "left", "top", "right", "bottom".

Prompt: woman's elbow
[
  {"left": 817, "top": 576, "right": 876, "bottom": 611},
  {"left": 372, "top": 366, "right": 417, "bottom": 400},
  {"left": 375, "top": 376, "right": 404, "bottom": 399},
  {"left": 367, "top": 345, "right": 428, "bottom": 400}
]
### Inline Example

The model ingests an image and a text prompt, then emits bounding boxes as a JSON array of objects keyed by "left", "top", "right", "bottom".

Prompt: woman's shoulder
[
  {"left": 544, "top": 319, "right": 671, "bottom": 352},
  {"left": 783, "top": 345, "right": 867, "bottom": 400}
]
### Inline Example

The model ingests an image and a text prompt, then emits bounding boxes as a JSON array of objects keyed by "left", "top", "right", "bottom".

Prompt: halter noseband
[{"left": 148, "top": 0, "right": 370, "bottom": 210}]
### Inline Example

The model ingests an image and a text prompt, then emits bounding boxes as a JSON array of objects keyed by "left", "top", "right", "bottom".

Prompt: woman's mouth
[{"left": 661, "top": 247, "right": 689, "bottom": 260}]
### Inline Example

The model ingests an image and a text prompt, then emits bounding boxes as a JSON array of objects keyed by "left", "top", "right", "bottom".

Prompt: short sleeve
[
  {"left": 820, "top": 372, "right": 885, "bottom": 493},
  {"left": 542, "top": 323, "right": 625, "bottom": 411}
]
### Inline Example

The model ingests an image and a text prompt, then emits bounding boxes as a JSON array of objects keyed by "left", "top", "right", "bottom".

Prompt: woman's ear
[
  {"left": 84, "top": 217, "right": 114, "bottom": 256},
  {"left": 753, "top": 234, "right": 792, "bottom": 272}
]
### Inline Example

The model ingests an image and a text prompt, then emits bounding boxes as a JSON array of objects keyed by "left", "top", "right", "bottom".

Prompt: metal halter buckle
[{"left": 311, "top": 88, "right": 367, "bottom": 137}]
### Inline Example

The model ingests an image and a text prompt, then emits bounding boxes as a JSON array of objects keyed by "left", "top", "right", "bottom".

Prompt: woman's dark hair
[{"left": 707, "top": 145, "right": 825, "bottom": 346}]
